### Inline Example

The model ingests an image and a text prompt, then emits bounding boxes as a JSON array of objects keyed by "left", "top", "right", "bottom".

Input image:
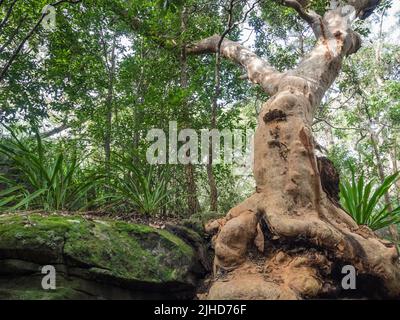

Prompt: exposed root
[{"left": 203, "top": 193, "right": 400, "bottom": 300}]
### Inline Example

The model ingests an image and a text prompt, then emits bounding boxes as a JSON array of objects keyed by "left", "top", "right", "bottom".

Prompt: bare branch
[
  {"left": 41, "top": 123, "right": 70, "bottom": 138},
  {"left": 187, "top": 35, "right": 283, "bottom": 95},
  {"left": 281, "top": 0, "right": 317, "bottom": 24},
  {"left": 0, "top": 16, "right": 25, "bottom": 54},
  {"left": 0, "top": 16, "right": 45, "bottom": 81},
  {"left": 275, "top": 0, "right": 322, "bottom": 37},
  {"left": 218, "top": 0, "right": 236, "bottom": 49}
]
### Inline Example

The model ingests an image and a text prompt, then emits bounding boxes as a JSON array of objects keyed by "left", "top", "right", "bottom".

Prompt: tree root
[{"left": 203, "top": 193, "right": 400, "bottom": 300}]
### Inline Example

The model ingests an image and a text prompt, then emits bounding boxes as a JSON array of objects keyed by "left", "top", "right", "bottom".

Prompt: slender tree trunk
[
  {"left": 204, "top": 0, "right": 241, "bottom": 214},
  {"left": 206, "top": 50, "right": 220, "bottom": 212},
  {"left": 180, "top": 6, "right": 200, "bottom": 215},
  {"left": 133, "top": 93, "right": 141, "bottom": 151},
  {"left": 205, "top": 0, "right": 235, "bottom": 213},
  {"left": 186, "top": 164, "right": 200, "bottom": 214},
  {"left": 104, "top": 36, "right": 117, "bottom": 174}
]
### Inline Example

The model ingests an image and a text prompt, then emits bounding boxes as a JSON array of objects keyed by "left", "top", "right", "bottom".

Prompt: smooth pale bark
[
  {"left": 187, "top": 36, "right": 284, "bottom": 96},
  {"left": 191, "top": 2, "right": 400, "bottom": 300}
]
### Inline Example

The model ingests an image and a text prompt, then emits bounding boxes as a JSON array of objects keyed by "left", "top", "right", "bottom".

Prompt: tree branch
[
  {"left": 0, "top": 0, "right": 82, "bottom": 82},
  {"left": 313, "top": 117, "right": 362, "bottom": 131},
  {"left": 187, "top": 35, "right": 283, "bottom": 95},
  {"left": 346, "top": 0, "right": 382, "bottom": 20},
  {"left": 281, "top": 0, "right": 318, "bottom": 24},
  {"left": 41, "top": 123, "right": 70, "bottom": 138},
  {"left": 0, "top": 0, "right": 18, "bottom": 34},
  {"left": 0, "top": 16, "right": 25, "bottom": 54}
]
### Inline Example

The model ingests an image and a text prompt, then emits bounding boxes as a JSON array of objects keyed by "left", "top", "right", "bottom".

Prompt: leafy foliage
[
  {"left": 0, "top": 0, "right": 399, "bottom": 219},
  {"left": 0, "top": 127, "right": 100, "bottom": 211},
  {"left": 106, "top": 154, "right": 171, "bottom": 215},
  {"left": 340, "top": 167, "right": 400, "bottom": 230}
]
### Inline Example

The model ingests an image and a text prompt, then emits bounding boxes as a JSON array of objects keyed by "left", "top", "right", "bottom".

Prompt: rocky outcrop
[{"left": 0, "top": 213, "right": 207, "bottom": 300}]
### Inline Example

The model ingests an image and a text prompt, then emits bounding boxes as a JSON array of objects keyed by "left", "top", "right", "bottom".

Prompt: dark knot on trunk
[{"left": 317, "top": 156, "right": 340, "bottom": 204}]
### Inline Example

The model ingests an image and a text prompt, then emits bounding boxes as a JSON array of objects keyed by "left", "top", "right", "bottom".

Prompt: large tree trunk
[{"left": 189, "top": 3, "right": 400, "bottom": 299}]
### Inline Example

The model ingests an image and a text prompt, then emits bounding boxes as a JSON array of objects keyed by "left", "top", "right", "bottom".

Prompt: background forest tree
[{"left": 0, "top": 0, "right": 400, "bottom": 299}]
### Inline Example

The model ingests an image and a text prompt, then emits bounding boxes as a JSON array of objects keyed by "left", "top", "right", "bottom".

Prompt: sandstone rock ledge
[{"left": 0, "top": 213, "right": 206, "bottom": 300}]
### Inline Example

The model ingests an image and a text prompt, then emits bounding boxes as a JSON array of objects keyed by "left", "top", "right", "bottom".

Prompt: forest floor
[{"left": 4, "top": 210, "right": 183, "bottom": 230}]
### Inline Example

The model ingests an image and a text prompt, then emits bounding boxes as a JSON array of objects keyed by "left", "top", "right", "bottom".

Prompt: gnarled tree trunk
[{"left": 189, "top": 1, "right": 400, "bottom": 300}]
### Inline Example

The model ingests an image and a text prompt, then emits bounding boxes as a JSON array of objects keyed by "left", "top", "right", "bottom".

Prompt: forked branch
[
  {"left": 274, "top": 0, "right": 322, "bottom": 37},
  {"left": 187, "top": 35, "right": 283, "bottom": 96}
]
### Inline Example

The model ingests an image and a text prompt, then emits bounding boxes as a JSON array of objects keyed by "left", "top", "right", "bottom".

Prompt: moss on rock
[{"left": 0, "top": 213, "right": 203, "bottom": 299}]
